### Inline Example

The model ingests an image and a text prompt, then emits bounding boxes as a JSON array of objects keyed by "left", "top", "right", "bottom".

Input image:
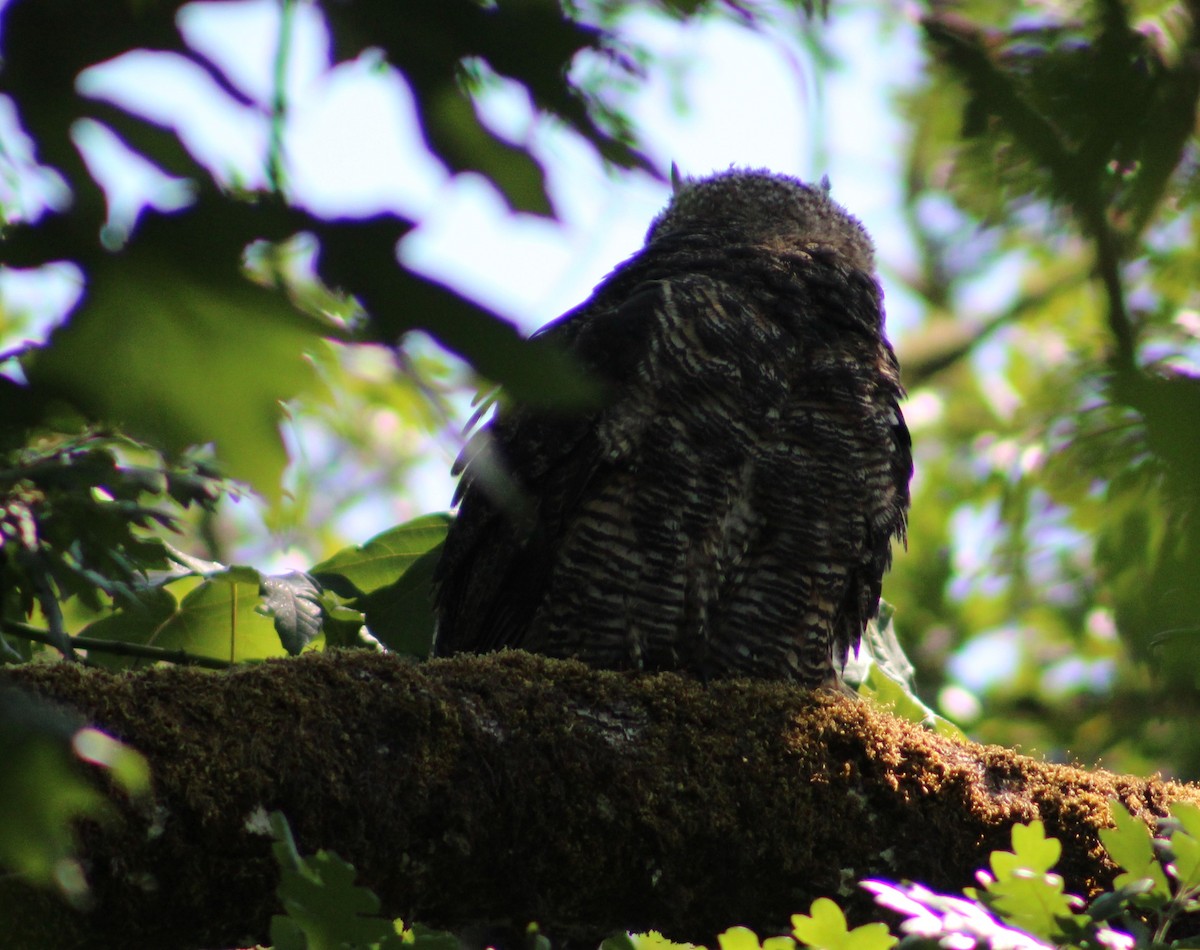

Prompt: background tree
[{"left": 890, "top": 0, "right": 1200, "bottom": 776}]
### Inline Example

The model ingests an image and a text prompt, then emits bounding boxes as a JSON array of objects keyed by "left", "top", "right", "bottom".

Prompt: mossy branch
[{"left": 2, "top": 650, "right": 1197, "bottom": 950}]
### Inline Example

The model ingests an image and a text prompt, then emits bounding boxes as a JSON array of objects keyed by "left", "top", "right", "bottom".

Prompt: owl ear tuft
[{"left": 670, "top": 161, "right": 685, "bottom": 194}]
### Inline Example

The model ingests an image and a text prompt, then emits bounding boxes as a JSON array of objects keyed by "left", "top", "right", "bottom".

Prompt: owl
[{"left": 432, "top": 168, "right": 912, "bottom": 687}]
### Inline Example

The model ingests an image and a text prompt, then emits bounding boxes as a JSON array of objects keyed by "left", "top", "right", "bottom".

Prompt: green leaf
[
  {"left": 718, "top": 926, "right": 766, "bottom": 950},
  {"left": 427, "top": 87, "right": 552, "bottom": 217},
  {"left": 619, "top": 932, "right": 698, "bottom": 950},
  {"left": 1167, "top": 802, "right": 1200, "bottom": 891},
  {"left": 973, "top": 821, "right": 1082, "bottom": 940},
  {"left": 77, "top": 584, "right": 191, "bottom": 670},
  {"left": 312, "top": 514, "right": 451, "bottom": 596},
  {"left": 268, "top": 810, "right": 396, "bottom": 949},
  {"left": 859, "top": 667, "right": 966, "bottom": 740},
  {"left": 79, "top": 570, "right": 286, "bottom": 665},
  {"left": 23, "top": 228, "right": 323, "bottom": 502},
  {"left": 357, "top": 544, "right": 443, "bottom": 657},
  {"left": 406, "top": 922, "right": 460, "bottom": 950},
  {"left": 791, "top": 897, "right": 895, "bottom": 950},
  {"left": 259, "top": 571, "right": 324, "bottom": 656},
  {"left": 268, "top": 914, "right": 308, "bottom": 950},
  {"left": 1099, "top": 800, "right": 1171, "bottom": 899},
  {"left": 158, "top": 571, "right": 287, "bottom": 662},
  {"left": 71, "top": 727, "right": 150, "bottom": 797},
  {"left": 992, "top": 821, "right": 1061, "bottom": 876}
]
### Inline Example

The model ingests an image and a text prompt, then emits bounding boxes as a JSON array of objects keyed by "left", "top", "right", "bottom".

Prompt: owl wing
[
  {"left": 648, "top": 268, "right": 910, "bottom": 680},
  {"left": 430, "top": 285, "right": 661, "bottom": 656}
]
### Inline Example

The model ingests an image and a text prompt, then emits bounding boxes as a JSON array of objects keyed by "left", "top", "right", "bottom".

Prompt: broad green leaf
[
  {"left": 619, "top": 932, "right": 698, "bottom": 950},
  {"left": 276, "top": 849, "right": 394, "bottom": 947},
  {"left": 791, "top": 897, "right": 894, "bottom": 950},
  {"left": 23, "top": 230, "right": 323, "bottom": 502},
  {"left": 78, "top": 570, "right": 284, "bottom": 664},
  {"left": 156, "top": 571, "right": 285, "bottom": 662},
  {"left": 78, "top": 583, "right": 192, "bottom": 670},
  {"left": 427, "top": 87, "right": 552, "bottom": 217},
  {"left": 1099, "top": 801, "right": 1170, "bottom": 898},
  {"left": 312, "top": 514, "right": 451, "bottom": 596},
  {"left": 978, "top": 822, "right": 1082, "bottom": 940},
  {"left": 268, "top": 914, "right": 307, "bottom": 950},
  {"left": 406, "top": 922, "right": 460, "bottom": 950},
  {"left": 0, "top": 738, "right": 105, "bottom": 901},
  {"left": 358, "top": 544, "right": 442, "bottom": 656},
  {"left": 977, "top": 868, "right": 1080, "bottom": 940},
  {"left": 859, "top": 667, "right": 966, "bottom": 740}
]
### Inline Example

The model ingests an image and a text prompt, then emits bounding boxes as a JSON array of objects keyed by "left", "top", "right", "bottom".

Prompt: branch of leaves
[
  {"left": 3, "top": 512, "right": 448, "bottom": 670},
  {"left": 0, "top": 435, "right": 227, "bottom": 661}
]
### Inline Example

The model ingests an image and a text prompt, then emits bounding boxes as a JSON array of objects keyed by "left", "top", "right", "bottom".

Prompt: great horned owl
[{"left": 432, "top": 168, "right": 912, "bottom": 687}]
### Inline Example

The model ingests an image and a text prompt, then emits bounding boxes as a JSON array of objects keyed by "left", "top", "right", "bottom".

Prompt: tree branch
[{"left": 1, "top": 650, "right": 1197, "bottom": 949}]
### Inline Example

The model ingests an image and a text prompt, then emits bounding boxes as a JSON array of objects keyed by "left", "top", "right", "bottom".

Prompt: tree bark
[{"left": 1, "top": 650, "right": 1196, "bottom": 950}]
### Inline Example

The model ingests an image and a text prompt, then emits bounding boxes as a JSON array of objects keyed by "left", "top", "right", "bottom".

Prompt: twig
[
  {"left": 1, "top": 620, "right": 232, "bottom": 670},
  {"left": 267, "top": 0, "right": 297, "bottom": 195}
]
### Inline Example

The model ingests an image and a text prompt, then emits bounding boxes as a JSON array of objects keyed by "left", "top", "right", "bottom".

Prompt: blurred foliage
[
  {"left": 883, "top": 0, "right": 1200, "bottom": 777},
  {"left": 0, "top": 688, "right": 148, "bottom": 910}
]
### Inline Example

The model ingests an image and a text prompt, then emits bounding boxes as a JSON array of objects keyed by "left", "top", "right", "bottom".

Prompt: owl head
[{"left": 645, "top": 167, "right": 876, "bottom": 273}]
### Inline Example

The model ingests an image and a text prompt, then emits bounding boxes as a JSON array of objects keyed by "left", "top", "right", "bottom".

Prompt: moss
[{"left": 2, "top": 650, "right": 1197, "bottom": 949}]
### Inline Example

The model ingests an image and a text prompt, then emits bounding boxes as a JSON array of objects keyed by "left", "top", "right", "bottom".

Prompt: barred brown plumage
[{"left": 432, "top": 168, "right": 912, "bottom": 687}]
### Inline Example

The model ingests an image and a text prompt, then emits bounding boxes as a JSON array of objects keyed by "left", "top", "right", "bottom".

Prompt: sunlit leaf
[
  {"left": 718, "top": 925, "right": 765, "bottom": 950},
  {"left": 258, "top": 571, "right": 324, "bottom": 656},
  {"left": 1099, "top": 800, "right": 1170, "bottom": 899},
  {"left": 1166, "top": 801, "right": 1200, "bottom": 891},
  {"left": 357, "top": 543, "right": 442, "bottom": 656},
  {"left": 71, "top": 727, "right": 150, "bottom": 796},
  {"left": 973, "top": 821, "right": 1082, "bottom": 940},
  {"left": 791, "top": 897, "right": 896, "bottom": 950},
  {"left": 312, "top": 514, "right": 450, "bottom": 596}
]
